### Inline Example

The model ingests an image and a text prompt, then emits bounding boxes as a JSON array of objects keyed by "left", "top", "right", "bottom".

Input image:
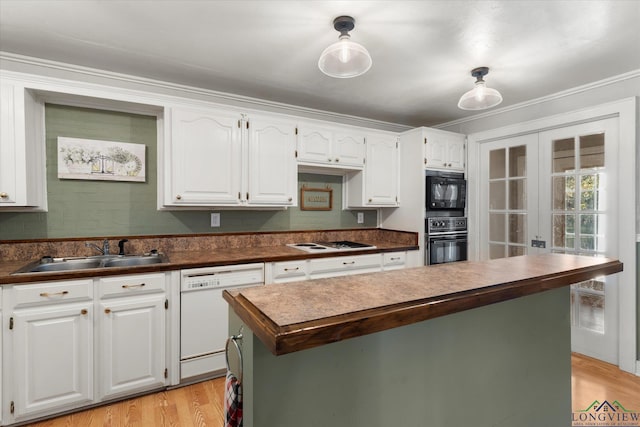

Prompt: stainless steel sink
[
  {"left": 12, "top": 253, "right": 169, "bottom": 274},
  {"left": 103, "top": 256, "right": 166, "bottom": 268}
]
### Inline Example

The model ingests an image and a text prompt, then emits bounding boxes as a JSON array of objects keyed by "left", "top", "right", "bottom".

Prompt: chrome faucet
[{"left": 85, "top": 239, "right": 110, "bottom": 255}]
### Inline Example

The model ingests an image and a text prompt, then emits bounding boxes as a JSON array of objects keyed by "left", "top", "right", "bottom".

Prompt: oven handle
[{"left": 427, "top": 231, "right": 467, "bottom": 236}]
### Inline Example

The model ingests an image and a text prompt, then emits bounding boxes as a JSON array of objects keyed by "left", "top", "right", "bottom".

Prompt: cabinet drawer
[
  {"left": 383, "top": 252, "right": 406, "bottom": 270},
  {"left": 13, "top": 279, "right": 93, "bottom": 308},
  {"left": 308, "top": 254, "right": 381, "bottom": 279},
  {"left": 98, "top": 273, "right": 166, "bottom": 299},
  {"left": 271, "top": 260, "right": 307, "bottom": 283}
]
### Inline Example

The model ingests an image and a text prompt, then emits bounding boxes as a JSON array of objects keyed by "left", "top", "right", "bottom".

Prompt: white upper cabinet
[
  {"left": 247, "top": 115, "right": 297, "bottom": 205},
  {"left": 346, "top": 131, "right": 400, "bottom": 208},
  {"left": 424, "top": 129, "right": 466, "bottom": 172},
  {"left": 167, "top": 107, "right": 242, "bottom": 206},
  {"left": 297, "top": 122, "right": 365, "bottom": 169},
  {"left": 0, "top": 82, "right": 47, "bottom": 211},
  {"left": 163, "top": 106, "right": 297, "bottom": 208}
]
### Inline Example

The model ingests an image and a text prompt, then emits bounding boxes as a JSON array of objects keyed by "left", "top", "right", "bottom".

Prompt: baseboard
[{"left": 636, "top": 359, "right": 640, "bottom": 376}]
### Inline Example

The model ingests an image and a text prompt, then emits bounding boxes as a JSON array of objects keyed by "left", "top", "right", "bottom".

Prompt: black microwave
[{"left": 426, "top": 171, "right": 466, "bottom": 211}]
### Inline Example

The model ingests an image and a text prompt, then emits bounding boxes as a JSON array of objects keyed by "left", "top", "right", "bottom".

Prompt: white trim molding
[{"left": 0, "top": 51, "right": 412, "bottom": 133}]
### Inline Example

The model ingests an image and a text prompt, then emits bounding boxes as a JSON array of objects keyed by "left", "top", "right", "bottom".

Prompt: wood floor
[{"left": 26, "top": 353, "right": 640, "bottom": 427}]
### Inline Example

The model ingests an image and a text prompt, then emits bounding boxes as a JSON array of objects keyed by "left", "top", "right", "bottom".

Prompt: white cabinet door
[
  {"left": 98, "top": 294, "right": 166, "bottom": 400},
  {"left": 0, "top": 83, "right": 46, "bottom": 210},
  {"left": 382, "top": 251, "right": 406, "bottom": 270},
  {"left": 168, "top": 107, "right": 242, "bottom": 205},
  {"left": 12, "top": 303, "right": 93, "bottom": 419},
  {"left": 308, "top": 254, "right": 381, "bottom": 279},
  {"left": 296, "top": 122, "right": 365, "bottom": 168},
  {"left": 364, "top": 134, "right": 399, "bottom": 206},
  {"left": 268, "top": 260, "right": 308, "bottom": 284},
  {"left": 247, "top": 116, "right": 297, "bottom": 205},
  {"left": 333, "top": 132, "right": 365, "bottom": 167},
  {"left": 424, "top": 130, "right": 465, "bottom": 172},
  {"left": 297, "top": 125, "right": 333, "bottom": 164}
]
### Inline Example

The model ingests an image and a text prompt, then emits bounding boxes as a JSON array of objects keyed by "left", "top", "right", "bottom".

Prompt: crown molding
[
  {"left": 0, "top": 51, "right": 412, "bottom": 133},
  {"left": 434, "top": 69, "right": 640, "bottom": 129}
]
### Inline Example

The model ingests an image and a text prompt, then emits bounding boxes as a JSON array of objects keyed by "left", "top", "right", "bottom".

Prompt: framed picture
[
  {"left": 300, "top": 186, "right": 333, "bottom": 211},
  {"left": 57, "top": 137, "right": 146, "bottom": 182}
]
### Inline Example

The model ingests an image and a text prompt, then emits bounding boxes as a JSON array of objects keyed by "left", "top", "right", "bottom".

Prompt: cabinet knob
[
  {"left": 335, "top": 158, "right": 340, "bottom": 162},
  {"left": 81, "top": 309, "right": 88, "bottom": 315},
  {"left": 104, "top": 308, "right": 111, "bottom": 314},
  {"left": 443, "top": 162, "right": 447, "bottom": 167},
  {"left": 288, "top": 197, "right": 292, "bottom": 202},
  {"left": 368, "top": 198, "right": 372, "bottom": 203},
  {"left": 176, "top": 194, "right": 182, "bottom": 200},
  {"left": 328, "top": 158, "right": 332, "bottom": 162},
  {"left": 0, "top": 192, "right": 8, "bottom": 199}
]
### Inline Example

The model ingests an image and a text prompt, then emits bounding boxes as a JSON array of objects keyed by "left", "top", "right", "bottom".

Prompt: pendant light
[
  {"left": 318, "top": 16, "right": 372, "bottom": 78},
  {"left": 457, "top": 67, "right": 503, "bottom": 110}
]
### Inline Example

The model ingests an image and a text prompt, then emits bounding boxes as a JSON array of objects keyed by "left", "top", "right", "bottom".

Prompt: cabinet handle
[
  {"left": 390, "top": 257, "right": 401, "bottom": 261},
  {"left": 424, "top": 158, "right": 427, "bottom": 164},
  {"left": 81, "top": 309, "right": 88, "bottom": 315},
  {"left": 176, "top": 194, "right": 182, "bottom": 200},
  {"left": 284, "top": 267, "right": 299, "bottom": 272},
  {"left": 0, "top": 192, "right": 8, "bottom": 199},
  {"left": 39, "top": 290, "right": 69, "bottom": 297},
  {"left": 104, "top": 308, "right": 111, "bottom": 314},
  {"left": 122, "top": 283, "right": 146, "bottom": 289},
  {"left": 342, "top": 261, "right": 355, "bottom": 265}
]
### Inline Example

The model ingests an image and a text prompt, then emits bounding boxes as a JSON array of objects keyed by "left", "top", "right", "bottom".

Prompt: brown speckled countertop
[
  {"left": 0, "top": 229, "right": 418, "bottom": 284},
  {"left": 223, "top": 253, "right": 622, "bottom": 356}
]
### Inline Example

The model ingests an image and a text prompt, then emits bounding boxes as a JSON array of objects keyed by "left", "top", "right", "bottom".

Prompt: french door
[{"left": 479, "top": 118, "right": 619, "bottom": 364}]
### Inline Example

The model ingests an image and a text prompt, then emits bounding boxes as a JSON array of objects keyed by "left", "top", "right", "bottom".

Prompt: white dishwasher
[{"left": 180, "top": 263, "right": 264, "bottom": 381}]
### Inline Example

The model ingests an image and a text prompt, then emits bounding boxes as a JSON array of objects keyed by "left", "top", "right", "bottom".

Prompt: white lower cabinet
[
  {"left": 266, "top": 251, "right": 408, "bottom": 284},
  {"left": 268, "top": 260, "right": 308, "bottom": 283},
  {"left": 6, "top": 279, "right": 94, "bottom": 422},
  {"left": 382, "top": 252, "right": 407, "bottom": 270},
  {"left": 2, "top": 273, "right": 169, "bottom": 425},
  {"left": 98, "top": 273, "right": 167, "bottom": 400}
]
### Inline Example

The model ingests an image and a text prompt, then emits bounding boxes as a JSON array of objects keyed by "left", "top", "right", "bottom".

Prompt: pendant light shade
[
  {"left": 318, "top": 16, "right": 372, "bottom": 78},
  {"left": 457, "top": 67, "right": 503, "bottom": 110}
]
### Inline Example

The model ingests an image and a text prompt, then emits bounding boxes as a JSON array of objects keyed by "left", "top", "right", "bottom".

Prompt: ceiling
[{"left": 1, "top": 0, "right": 639, "bottom": 127}]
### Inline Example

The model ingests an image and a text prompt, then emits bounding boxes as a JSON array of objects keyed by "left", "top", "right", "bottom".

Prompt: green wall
[
  {"left": 0, "top": 104, "right": 375, "bottom": 240},
  {"left": 233, "top": 287, "right": 572, "bottom": 427}
]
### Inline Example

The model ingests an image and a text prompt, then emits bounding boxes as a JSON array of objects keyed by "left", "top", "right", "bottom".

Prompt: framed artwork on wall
[{"left": 57, "top": 136, "right": 146, "bottom": 182}]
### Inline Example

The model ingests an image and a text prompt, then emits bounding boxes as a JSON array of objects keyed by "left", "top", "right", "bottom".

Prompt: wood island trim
[{"left": 223, "top": 254, "right": 623, "bottom": 356}]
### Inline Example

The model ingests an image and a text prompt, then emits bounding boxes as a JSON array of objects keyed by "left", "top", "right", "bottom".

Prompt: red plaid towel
[{"left": 224, "top": 371, "right": 242, "bottom": 427}]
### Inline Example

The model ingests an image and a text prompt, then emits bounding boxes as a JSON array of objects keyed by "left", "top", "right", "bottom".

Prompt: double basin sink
[{"left": 13, "top": 253, "right": 169, "bottom": 274}]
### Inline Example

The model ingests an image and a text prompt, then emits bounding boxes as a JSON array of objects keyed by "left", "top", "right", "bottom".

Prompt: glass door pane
[{"left": 480, "top": 133, "right": 537, "bottom": 261}]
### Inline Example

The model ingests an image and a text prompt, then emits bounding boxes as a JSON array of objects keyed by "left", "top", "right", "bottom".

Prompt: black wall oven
[
  {"left": 425, "top": 170, "right": 466, "bottom": 212},
  {"left": 426, "top": 217, "right": 468, "bottom": 265}
]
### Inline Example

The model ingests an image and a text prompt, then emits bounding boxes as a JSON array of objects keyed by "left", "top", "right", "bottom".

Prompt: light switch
[{"left": 210, "top": 212, "right": 221, "bottom": 227}]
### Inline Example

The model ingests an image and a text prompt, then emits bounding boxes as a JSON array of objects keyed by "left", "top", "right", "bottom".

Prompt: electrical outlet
[
  {"left": 357, "top": 212, "right": 364, "bottom": 224},
  {"left": 210, "top": 212, "right": 220, "bottom": 227}
]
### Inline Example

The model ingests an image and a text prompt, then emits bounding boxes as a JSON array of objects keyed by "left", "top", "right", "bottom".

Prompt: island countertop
[{"left": 223, "top": 253, "right": 622, "bottom": 356}]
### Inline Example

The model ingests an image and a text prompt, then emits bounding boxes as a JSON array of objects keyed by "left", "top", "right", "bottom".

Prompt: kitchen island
[{"left": 223, "top": 254, "right": 622, "bottom": 427}]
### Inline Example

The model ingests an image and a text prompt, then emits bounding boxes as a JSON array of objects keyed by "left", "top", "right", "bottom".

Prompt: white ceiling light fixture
[
  {"left": 457, "top": 67, "right": 503, "bottom": 110},
  {"left": 318, "top": 16, "right": 372, "bottom": 78}
]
